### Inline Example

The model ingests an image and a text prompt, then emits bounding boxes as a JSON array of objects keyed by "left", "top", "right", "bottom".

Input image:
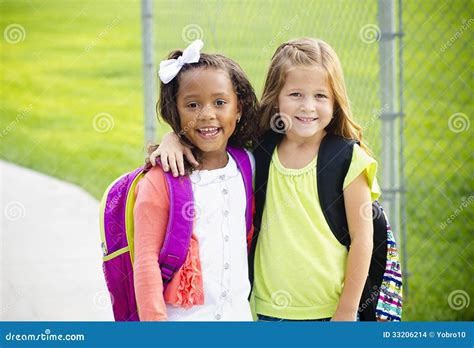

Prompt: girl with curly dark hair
[{"left": 133, "top": 40, "right": 259, "bottom": 321}]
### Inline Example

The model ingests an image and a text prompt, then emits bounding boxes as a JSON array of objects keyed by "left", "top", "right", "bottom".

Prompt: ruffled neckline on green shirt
[{"left": 272, "top": 147, "right": 318, "bottom": 176}]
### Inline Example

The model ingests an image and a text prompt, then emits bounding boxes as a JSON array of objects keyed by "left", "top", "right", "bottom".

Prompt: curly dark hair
[{"left": 145, "top": 50, "right": 259, "bottom": 172}]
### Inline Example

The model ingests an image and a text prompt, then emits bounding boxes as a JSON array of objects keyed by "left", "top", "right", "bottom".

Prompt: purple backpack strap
[
  {"left": 158, "top": 147, "right": 253, "bottom": 285},
  {"left": 158, "top": 171, "right": 194, "bottom": 285},
  {"left": 227, "top": 147, "right": 253, "bottom": 233}
]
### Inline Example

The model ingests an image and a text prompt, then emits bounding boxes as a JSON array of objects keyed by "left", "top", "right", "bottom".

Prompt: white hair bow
[{"left": 158, "top": 39, "right": 204, "bottom": 84}]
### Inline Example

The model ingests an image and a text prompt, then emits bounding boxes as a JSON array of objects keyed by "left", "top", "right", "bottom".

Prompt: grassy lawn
[{"left": 1, "top": 0, "right": 471, "bottom": 320}]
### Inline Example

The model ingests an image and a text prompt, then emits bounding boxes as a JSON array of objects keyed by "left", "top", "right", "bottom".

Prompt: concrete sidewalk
[{"left": 1, "top": 160, "right": 114, "bottom": 321}]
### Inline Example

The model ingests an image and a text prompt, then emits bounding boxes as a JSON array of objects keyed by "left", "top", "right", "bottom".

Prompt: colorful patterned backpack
[{"left": 99, "top": 147, "right": 253, "bottom": 321}]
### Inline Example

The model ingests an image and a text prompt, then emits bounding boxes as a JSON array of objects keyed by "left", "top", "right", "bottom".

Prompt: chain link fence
[
  {"left": 401, "top": 0, "right": 472, "bottom": 320},
  {"left": 2, "top": 0, "right": 470, "bottom": 321},
  {"left": 152, "top": 0, "right": 472, "bottom": 321},
  {"left": 153, "top": 0, "right": 383, "bottom": 151}
]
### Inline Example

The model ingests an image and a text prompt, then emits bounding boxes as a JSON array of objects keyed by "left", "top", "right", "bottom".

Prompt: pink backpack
[{"left": 99, "top": 147, "right": 253, "bottom": 321}]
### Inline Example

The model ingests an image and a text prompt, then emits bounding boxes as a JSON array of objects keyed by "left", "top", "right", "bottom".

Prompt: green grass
[
  {"left": 400, "top": 0, "right": 473, "bottom": 321},
  {"left": 1, "top": 0, "right": 472, "bottom": 321}
]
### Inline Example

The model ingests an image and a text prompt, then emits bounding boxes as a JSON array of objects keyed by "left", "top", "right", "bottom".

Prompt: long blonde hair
[{"left": 259, "top": 37, "right": 370, "bottom": 154}]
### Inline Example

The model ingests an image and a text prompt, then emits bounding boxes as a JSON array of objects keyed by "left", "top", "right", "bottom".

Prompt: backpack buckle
[{"left": 160, "top": 262, "right": 178, "bottom": 284}]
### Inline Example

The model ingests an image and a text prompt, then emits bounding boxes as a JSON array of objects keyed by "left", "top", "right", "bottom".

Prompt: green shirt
[{"left": 252, "top": 144, "right": 381, "bottom": 320}]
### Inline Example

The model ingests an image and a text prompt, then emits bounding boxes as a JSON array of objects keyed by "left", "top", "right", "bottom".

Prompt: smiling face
[
  {"left": 176, "top": 67, "right": 241, "bottom": 154},
  {"left": 277, "top": 65, "right": 334, "bottom": 142}
]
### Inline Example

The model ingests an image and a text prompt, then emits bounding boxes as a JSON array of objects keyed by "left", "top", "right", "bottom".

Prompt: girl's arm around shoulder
[{"left": 149, "top": 132, "right": 198, "bottom": 176}]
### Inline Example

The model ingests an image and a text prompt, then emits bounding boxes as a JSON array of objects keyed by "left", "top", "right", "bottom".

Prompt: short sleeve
[{"left": 343, "top": 144, "right": 381, "bottom": 201}]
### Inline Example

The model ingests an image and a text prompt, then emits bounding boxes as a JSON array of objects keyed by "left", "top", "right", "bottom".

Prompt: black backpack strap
[
  {"left": 248, "top": 130, "right": 282, "bottom": 287},
  {"left": 318, "top": 134, "right": 388, "bottom": 321},
  {"left": 317, "top": 133, "right": 356, "bottom": 247}
]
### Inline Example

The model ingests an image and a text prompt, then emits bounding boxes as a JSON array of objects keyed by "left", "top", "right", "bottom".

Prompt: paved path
[{"left": 1, "top": 160, "right": 114, "bottom": 320}]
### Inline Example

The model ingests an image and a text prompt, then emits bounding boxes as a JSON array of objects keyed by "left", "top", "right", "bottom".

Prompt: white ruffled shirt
[{"left": 166, "top": 150, "right": 254, "bottom": 321}]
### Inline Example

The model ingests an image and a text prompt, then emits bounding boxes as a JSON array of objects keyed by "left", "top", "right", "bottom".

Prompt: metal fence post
[
  {"left": 141, "top": 0, "right": 156, "bottom": 155},
  {"left": 377, "top": 0, "right": 408, "bottom": 295},
  {"left": 378, "top": 0, "right": 398, "bottom": 236},
  {"left": 397, "top": 0, "right": 408, "bottom": 298}
]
